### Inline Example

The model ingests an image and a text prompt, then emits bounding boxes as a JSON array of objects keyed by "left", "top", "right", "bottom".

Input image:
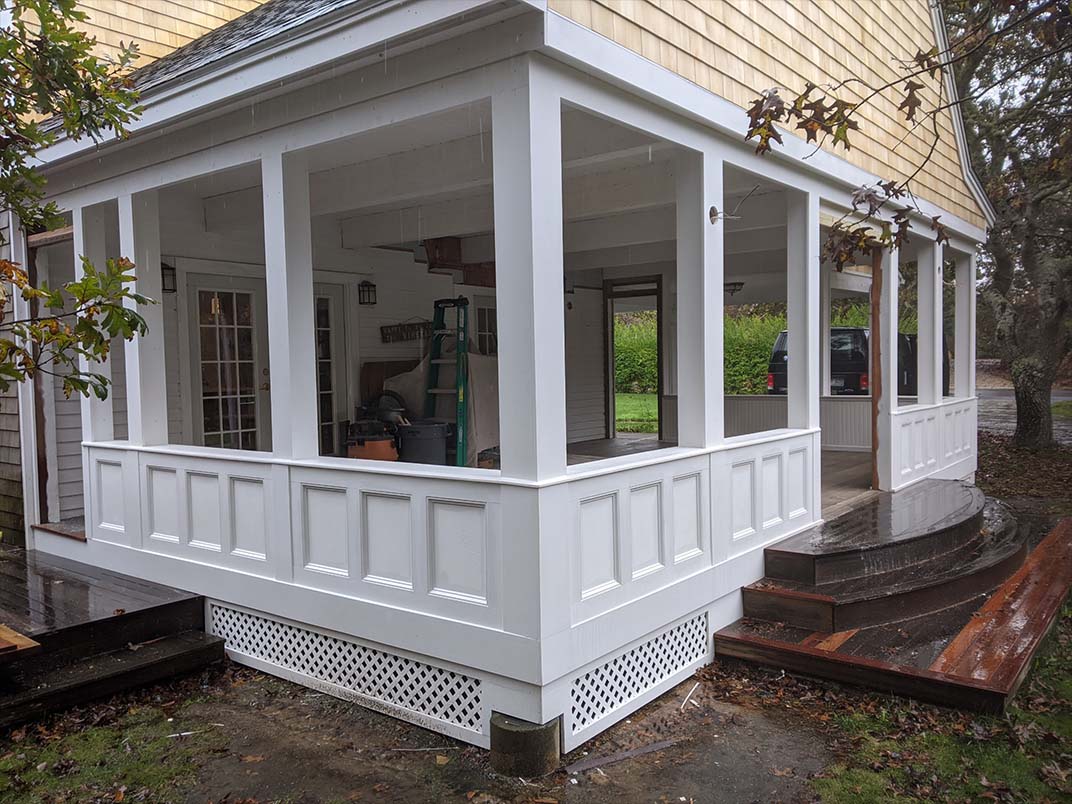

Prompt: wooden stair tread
[
  {"left": 770, "top": 480, "right": 984, "bottom": 558},
  {"left": 931, "top": 519, "right": 1072, "bottom": 688},
  {"left": 750, "top": 501, "right": 1020, "bottom": 606}
]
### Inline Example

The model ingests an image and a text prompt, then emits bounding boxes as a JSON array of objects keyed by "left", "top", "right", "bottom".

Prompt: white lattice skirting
[
  {"left": 566, "top": 611, "right": 709, "bottom": 748},
  {"left": 208, "top": 603, "right": 486, "bottom": 744}
]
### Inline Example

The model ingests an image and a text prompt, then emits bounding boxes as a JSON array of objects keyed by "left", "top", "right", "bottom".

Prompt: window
[
  {"left": 315, "top": 296, "right": 336, "bottom": 455},
  {"left": 475, "top": 298, "right": 497, "bottom": 356}
]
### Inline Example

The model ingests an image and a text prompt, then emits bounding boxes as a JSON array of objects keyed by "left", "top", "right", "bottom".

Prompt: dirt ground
[{"left": 1, "top": 433, "right": 1069, "bottom": 804}]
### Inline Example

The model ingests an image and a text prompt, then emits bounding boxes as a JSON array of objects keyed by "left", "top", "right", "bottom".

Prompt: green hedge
[
  {"left": 613, "top": 302, "right": 915, "bottom": 396},
  {"left": 614, "top": 311, "right": 659, "bottom": 393}
]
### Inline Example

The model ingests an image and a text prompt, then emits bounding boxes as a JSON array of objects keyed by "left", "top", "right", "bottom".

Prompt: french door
[
  {"left": 313, "top": 283, "right": 347, "bottom": 456},
  {"left": 188, "top": 276, "right": 271, "bottom": 451}
]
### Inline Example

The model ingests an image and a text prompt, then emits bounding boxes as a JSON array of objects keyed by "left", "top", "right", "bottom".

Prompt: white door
[{"left": 187, "top": 276, "right": 271, "bottom": 451}]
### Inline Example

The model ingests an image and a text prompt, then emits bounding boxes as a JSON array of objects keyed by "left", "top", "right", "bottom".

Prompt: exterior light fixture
[
  {"left": 358, "top": 280, "right": 377, "bottom": 306},
  {"left": 161, "top": 262, "right": 177, "bottom": 293},
  {"left": 724, "top": 281, "right": 745, "bottom": 296}
]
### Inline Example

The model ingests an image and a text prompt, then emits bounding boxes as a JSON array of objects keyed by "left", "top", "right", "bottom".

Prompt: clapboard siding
[
  {"left": 549, "top": 0, "right": 985, "bottom": 228},
  {"left": 565, "top": 287, "right": 607, "bottom": 442},
  {"left": 76, "top": 0, "right": 265, "bottom": 65},
  {"left": 0, "top": 218, "right": 23, "bottom": 537}
]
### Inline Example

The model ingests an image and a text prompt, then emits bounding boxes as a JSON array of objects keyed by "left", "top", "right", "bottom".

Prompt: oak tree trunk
[{"left": 1010, "top": 357, "right": 1056, "bottom": 450}]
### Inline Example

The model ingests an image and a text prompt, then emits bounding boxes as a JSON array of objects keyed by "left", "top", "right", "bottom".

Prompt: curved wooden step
[
  {"left": 743, "top": 501, "right": 1024, "bottom": 631},
  {"left": 765, "top": 480, "right": 985, "bottom": 584}
]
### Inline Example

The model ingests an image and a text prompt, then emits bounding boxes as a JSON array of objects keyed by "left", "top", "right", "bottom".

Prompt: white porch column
[
  {"left": 916, "top": 240, "right": 944, "bottom": 405},
  {"left": 261, "top": 149, "right": 319, "bottom": 459},
  {"left": 675, "top": 149, "right": 724, "bottom": 447},
  {"left": 786, "top": 190, "right": 820, "bottom": 429},
  {"left": 8, "top": 215, "right": 42, "bottom": 538},
  {"left": 118, "top": 190, "right": 168, "bottom": 446},
  {"left": 874, "top": 245, "right": 899, "bottom": 490},
  {"left": 955, "top": 250, "right": 976, "bottom": 397},
  {"left": 72, "top": 203, "right": 115, "bottom": 441},
  {"left": 819, "top": 264, "right": 832, "bottom": 396},
  {"left": 491, "top": 61, "right": 567, "bottom": 481}
]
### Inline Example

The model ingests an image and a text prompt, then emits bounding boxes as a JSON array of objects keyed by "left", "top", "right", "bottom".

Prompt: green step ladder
[{"left": 425, "top": 296, "right": 470, "bottom": 467}]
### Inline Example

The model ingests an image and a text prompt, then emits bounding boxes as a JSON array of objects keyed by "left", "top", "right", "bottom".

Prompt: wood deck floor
[{"left": 0, "top": 545, "right": 197, "bottom": 639}]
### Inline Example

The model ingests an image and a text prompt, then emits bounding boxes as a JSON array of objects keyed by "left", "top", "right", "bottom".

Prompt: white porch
[{"left": 19, "top": 4, "right": 981, "bottom": 752}]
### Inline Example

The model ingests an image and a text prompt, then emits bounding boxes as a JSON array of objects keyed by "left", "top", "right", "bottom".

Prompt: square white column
[
  {"left": 491, "top": 61, "right": 567, "bottom": 481},
  {"left": 786, "top": 190, "right": 820, "bottom": 430},
  {"left": 955, "top": 250, "right": 976, "bottom": 397},
  {"left": 72, "top": 203, "right": 115, "bottom": 442},
  {"left": 118, "top": 190, "right": 168, "bottom": 446},
  {"left": 873, "top": 245, "right": 899, "bottom": 491},
  {"left": 675, "top": 149, "right": 724, "bottom": 447},
  {"left": 916, "top": 240, "right": 944, "bottom": 405},
  {"left": 261, "top": 150, "right": 319, "bottom": 459}
]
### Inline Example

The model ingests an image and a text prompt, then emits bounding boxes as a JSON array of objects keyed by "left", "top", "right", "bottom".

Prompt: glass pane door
[{"left": 198, "top": 289, "right": 259, "bottom": 450}]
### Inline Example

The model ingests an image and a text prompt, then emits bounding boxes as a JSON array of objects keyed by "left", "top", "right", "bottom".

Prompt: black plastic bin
[{"left": 396, "top": 420, "right": 452, "bottom": 465}]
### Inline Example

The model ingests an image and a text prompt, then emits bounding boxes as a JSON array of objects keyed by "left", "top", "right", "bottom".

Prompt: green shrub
[
  {"left": 612, "top": 301, "right": 917, "bottom": 397},
  {"left": 724, "top": 313, "right": 785, "bottom": 394},
  {"left": 614, "top": 311, "right": 659, "bottom": 393}
]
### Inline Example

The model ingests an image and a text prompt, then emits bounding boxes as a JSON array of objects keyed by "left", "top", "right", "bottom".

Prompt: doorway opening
[{"left": 604, "top": 277, "right": 663, "bottom": 445}]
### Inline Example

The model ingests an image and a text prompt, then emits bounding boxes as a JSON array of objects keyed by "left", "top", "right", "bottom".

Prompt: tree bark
[{"left": 1010, "top": 357, "right": 1056, "bottom": 449}]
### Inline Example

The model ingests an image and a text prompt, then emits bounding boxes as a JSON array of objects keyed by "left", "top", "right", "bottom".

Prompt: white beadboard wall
[{"left": 565, "top": 287, "right": 606, "bottom": 442}]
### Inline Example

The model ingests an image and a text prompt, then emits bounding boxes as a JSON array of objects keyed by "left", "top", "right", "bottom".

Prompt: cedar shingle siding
[{"left": 549, "top": 0, "right": 986, "bottom": 228}]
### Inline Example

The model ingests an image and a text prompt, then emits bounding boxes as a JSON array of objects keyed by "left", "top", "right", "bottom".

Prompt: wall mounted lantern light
[
  {"left": 358, "top": 280, "right": 377, "bottom": 306},
  {"left": 161, "top": 262, "right": 177, "bottom": 293}
]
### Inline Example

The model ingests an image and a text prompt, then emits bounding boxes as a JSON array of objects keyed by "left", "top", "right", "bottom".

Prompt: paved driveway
[{"left": 977, "top": 388, "right": 1072, "bottom": 445}]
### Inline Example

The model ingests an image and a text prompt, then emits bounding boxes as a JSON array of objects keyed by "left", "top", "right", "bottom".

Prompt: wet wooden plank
[
  {"left": 933, "top": 519, "right": 1072, "bottom": 684},
  {"left": 0, "top": 624, "right": 41, "bottom": 663}
]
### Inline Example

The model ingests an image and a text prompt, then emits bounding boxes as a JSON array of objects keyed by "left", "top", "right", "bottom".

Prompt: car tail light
[
  {"left": 860, "top": 373, "right": 869, "bottom": 391},
  {"left": 767, "top": 373, "right": 775, "bottom": 391}
]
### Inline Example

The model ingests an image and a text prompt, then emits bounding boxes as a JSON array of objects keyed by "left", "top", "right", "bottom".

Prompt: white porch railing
[{"left": 889, "top": 397, "right": 978, "bottom": 490}]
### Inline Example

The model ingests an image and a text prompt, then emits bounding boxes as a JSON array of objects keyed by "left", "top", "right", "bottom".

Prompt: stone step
[
  {"left": 743, "top": 501, "right": 1025, "bottom": 630},
  {"left": 764, "top": 480, "right": 985, "bottom": 584}
]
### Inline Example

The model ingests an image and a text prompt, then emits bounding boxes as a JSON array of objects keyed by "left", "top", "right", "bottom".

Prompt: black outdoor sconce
[
  {"left": 358, "top": 280, "right": 377, "bottom": 306},
  {"left": 161, "top": 262, "right": 177, "bottom": 293}
]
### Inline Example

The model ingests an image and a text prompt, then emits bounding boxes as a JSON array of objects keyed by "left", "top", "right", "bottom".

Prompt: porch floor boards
[{"left": 819, "top": 450, "right": 874, "bottom": 515}]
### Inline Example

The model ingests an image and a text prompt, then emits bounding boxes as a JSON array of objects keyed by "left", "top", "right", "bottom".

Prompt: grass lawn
[
  {"left": 1054, "top": 400, "right": 1072, "bottom": 419},
  {"left": 615, "top": 392, "right": 658, "bottom": 433}
]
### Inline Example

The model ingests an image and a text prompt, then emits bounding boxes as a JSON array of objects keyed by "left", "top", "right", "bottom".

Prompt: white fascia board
[
  {"left": 34, "top": 0, "right": 515, "bottom": 170},
  {"left": 540, "top": 9, "right": 988, "bottom": 245}
]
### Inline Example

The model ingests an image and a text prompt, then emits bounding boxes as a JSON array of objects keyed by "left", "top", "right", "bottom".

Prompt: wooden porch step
[
  {"left": 0, "top": 631, "right": 224, "bottom": 730},
  {"left": 743, "top": 500, "right": 1025, "bottom": 630},
  {"left": 714, "top": 517, "right": 1072, "bottom": 713},
  {"left": 764, "top": 480, "right": 985, "bottom": 584}
]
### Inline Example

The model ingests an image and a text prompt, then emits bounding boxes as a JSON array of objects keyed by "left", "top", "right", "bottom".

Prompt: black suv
[{"left": 767, "top": 327, "right": 948, "bottom": 396}]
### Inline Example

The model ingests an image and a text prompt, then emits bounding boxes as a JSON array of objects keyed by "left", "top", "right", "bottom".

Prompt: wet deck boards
[{"left": 0, "top": 544, "right": 197, "bottom": 639}]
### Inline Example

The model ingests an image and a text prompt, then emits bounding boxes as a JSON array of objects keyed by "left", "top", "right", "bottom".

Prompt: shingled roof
[{"left": 129, "top": 0, "right": 375, "bottom": 94}]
